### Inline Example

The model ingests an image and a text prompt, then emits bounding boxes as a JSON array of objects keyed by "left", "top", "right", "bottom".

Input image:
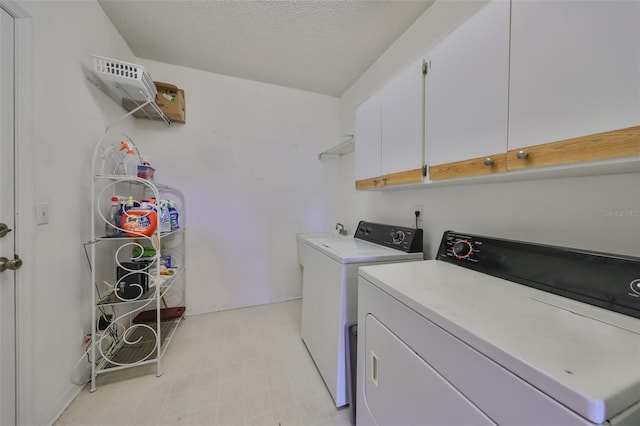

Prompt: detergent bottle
[
  {"left": 121, "top": 197, "right": 157, "bottom": 237},
  {"left": 167, "top": 200, "right": 180, "bottom": 231},
  {"left": 119, "top": 141, "right": 139, "bottom": 176}
]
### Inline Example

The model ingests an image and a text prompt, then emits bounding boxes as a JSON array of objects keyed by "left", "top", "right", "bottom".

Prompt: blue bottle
[{"left": 168, "top": 200, "right": 179, "bottom": 230}]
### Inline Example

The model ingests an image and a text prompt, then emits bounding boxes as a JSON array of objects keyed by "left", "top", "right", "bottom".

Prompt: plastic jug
[{"left": 121, "top": 197, "right": 157, "bottom": 237}]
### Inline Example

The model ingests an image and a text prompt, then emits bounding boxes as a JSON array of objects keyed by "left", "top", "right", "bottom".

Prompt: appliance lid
[
  {"left": 358, "top": 260, "right": 640, "bottom": 424},
  {"left": 305, "top": 236, "right": 423, "bottom": 264}
]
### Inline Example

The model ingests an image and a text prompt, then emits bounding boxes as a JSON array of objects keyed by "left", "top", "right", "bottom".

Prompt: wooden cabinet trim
[
  {"left": 385, "top": 168, "right": 423, "bottom": 186},
  {"left": 355, "top": 168, "right": 423, "bottom": 190},
  {"left": 430, "top": 153, "right": 507, "bottom": 180},
  {"left": 507, "top": 126, "right": 640, "bottom": 170},
  {"left": 355, "top": 177, "right": 382, "bottom": 190}
]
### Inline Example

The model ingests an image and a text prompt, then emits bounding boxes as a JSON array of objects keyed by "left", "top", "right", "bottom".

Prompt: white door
[
  {"left": 426, "top": 0, "right": 510, "bottom": 166},
  {"left": 354, "top": 91, "right": 382, "bottom": 181},
  {"left": 380, "top": 58, "right": 424, "bottom": 176},
  {"left": 0, "top": 6, "right": 18, "bottom": 425}
]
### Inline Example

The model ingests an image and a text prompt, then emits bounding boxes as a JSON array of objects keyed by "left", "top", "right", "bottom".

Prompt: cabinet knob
[
  {"left": 516, "top": 150, "right": 529, "bottom": 160},
  {"left": 381, "top": 176, "right": 388, "bottom": 182},
  {"left": 483, "top": 157, "right": 495, "bottom": 166},
  {"left": 0, "top": 256, "right": 23, "bottom": 272},
  {"left": 0, "top": 223, "right": 11, "bottom": 238}
]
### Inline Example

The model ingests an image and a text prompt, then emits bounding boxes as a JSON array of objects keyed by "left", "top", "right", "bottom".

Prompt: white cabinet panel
[
  {"left": 355, "top": 59, "right": 425, "bottom": 187},
  {"left": 509, "top": 0, "right": 640, "bottom": 150},
  {"left": 355, "top": 92, "right": 382, "bottom": 181},
  {"left": 301, "top": 244, "right": 344, "bottom": 404},
  {"left": 427, "top": 0, "right": 510, "bottom": 166},
  {"left": 381, "top": 58, "right": 425, "bottom": 175}
]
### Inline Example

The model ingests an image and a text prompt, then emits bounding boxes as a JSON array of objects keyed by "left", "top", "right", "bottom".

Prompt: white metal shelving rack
[
  {"left": 88, "top": 56, "right": 185, "bottom": 391},
  {"left": 89, "top": 132, "right": 186, "bottom": 392}
]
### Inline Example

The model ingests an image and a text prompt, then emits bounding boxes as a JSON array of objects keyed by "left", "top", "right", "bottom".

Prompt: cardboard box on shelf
[
  {"left": 122, "top": 81, "right": 186, "bottom": 124},
  {"left": 154, "top": 82, "right": 186, "bottom": 123}
]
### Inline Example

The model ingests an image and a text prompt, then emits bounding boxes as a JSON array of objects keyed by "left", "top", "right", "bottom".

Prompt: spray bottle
[
  {"left": 119, "top": 142, "right": 139, "bottom": 176},
  {"left": 158, "top": 200, "right": 171, "bottom": 233}
]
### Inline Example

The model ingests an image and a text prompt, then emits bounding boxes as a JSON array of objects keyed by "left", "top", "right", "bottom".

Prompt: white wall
[
  {"left": 120, "top": 60, "right": 341, "bottom": 315},
  {"left": 17, "top": 1, "right": 137, "bottom": 424},
  {"left": 19, "top": 2, "right": 341, "bottom": 422},
  {"left": 338, "top": 0, "right": 640, "bottom": 258}
]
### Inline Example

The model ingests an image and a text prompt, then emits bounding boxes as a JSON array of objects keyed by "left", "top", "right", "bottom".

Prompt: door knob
[
  {"left": 0, "top": 223, "right": 11, "bottom": 238},
  {"left": 0, "top": 256, "right": 23, "bottom": 272}
]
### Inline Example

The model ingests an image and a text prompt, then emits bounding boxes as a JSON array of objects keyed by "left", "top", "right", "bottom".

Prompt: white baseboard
[{"left": 186, "top": 296, "right": 301, "bottom": 317}]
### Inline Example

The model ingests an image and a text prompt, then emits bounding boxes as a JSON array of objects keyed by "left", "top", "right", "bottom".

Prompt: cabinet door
[
  {"left": 508, "top": 0, "right": 640, "bottom": 161},
  {"left": 355, "top": 91, "right": 382, "bottom": 181},
  {"left": 427, "top": 0, "right": 510, "bottom": 180},
  {"left": 381, "top": 58, "right": 425, "bottom": 176}
]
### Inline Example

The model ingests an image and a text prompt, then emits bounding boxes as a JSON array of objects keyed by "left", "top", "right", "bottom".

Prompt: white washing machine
[
  {"left": 301, "top": 221, "right": 423, "bottom": 407},
  {"left": 357, "top": 230, "right": 640, "bottom": 425}
]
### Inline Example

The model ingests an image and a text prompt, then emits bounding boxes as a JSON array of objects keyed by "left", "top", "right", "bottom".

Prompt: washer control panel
[{"left": 354, "top": 221, "right": 423, "bottom": 253}]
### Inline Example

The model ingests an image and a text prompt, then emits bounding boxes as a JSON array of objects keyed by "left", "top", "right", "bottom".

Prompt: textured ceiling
[{"left": 98, "top": 0, "right": 434, "bottom": 97}]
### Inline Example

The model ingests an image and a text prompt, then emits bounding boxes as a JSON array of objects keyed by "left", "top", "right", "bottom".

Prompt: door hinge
[
  {"left": 422, "top": 61, "right": 428, "bottom": 75},
  {"left": 422, "top": 165, "right": 428, "bottom": 176}
]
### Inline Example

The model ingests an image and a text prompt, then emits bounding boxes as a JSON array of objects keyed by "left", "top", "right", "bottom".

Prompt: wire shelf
[{"left": 318, "top": 135, "right": 355, "bottom": 159}]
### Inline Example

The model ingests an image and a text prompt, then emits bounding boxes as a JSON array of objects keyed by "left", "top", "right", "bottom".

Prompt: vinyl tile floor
[{"left": 54, "top": 300, "right": 351, "bottom": 426}]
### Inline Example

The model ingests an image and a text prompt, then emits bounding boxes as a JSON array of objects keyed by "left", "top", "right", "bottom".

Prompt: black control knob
[
  {"left": 452, "top": 240, "right": 473, "bottom": 259},
  {"left": 392, "top": 231, "right": 405, "bottom": 244}
]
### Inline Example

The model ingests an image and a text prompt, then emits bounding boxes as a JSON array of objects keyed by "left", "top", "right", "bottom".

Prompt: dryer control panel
[
  {"left": 437, "top": 230, "right": 640, "bottom": 320},
  {"left": 354, "top": 221, "right": 423, "bottom": 253}
]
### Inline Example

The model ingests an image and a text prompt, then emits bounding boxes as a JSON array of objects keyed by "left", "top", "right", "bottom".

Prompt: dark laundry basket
[{"left": 345, "top": 322, "right": 358, "bottom": 426}]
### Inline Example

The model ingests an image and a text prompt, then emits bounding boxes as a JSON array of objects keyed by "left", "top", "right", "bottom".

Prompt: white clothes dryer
[{"left": 357, "top": 230, "right": 640, "bottom": 425}]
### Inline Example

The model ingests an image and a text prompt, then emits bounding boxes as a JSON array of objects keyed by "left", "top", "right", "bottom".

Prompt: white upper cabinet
[
  {"left": 427, "top": 0, "right": 510, "bottom": 167},
  {"left": 355, "top": 58, "right": 425, "bottom": 189},
  {"left": 508, "top": 0, "right": 640, "bottom": 150},
  {"left": 355, "top": 91, "right": 383, "bottom": 182},
  {"left": 381, "top": 58, "right": 425, "bottom": 176}
]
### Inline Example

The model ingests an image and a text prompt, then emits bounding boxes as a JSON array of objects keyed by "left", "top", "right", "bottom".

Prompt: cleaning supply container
[
  {"left": 158, "top": 200, "right": 171, "bottom": 233},
  {"left": 121, "top": 197, "right": 157, "bottom": 237},
  {"left": 105, "top": 196, "right": 124, "bottom": 237},
  {"left": 167, "top": 200, "right": 180, "bottom": 230},
  {"left": 119, "top": 141, "right": 139, "bottom": 176}
]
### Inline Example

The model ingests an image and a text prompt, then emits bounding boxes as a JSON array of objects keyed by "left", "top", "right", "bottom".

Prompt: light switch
[{"left": 36, "top": 202, "right": 49, "bottom": 225}]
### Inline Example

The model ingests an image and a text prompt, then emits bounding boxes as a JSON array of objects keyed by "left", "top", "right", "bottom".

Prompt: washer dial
[{"left": 392, "top": 231, "right": 405, "bottom": 244}]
